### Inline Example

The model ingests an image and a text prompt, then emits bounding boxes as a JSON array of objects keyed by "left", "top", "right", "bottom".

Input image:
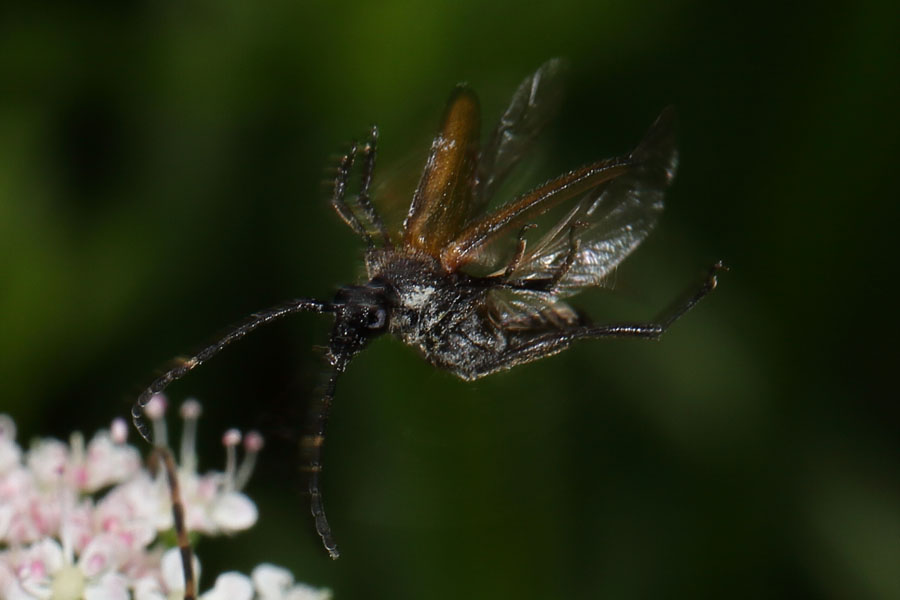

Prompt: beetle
[{"left": 133, "top": 59, "right": 722, "bottom": 559}]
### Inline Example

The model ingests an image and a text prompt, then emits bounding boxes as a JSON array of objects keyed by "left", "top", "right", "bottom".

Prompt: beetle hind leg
[
  {"left": 505, "top": 222, "right": 584, "bottom": 292},
  {"left": 472, "top": 262, "right": 723, "bottom": 377}
]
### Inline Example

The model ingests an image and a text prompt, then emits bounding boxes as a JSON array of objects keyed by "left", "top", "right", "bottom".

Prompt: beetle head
[{"left": 327, "top": 279, "right": 395, "bottom": 370}]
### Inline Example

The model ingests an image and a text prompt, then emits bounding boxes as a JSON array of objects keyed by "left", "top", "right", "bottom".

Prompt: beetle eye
[{"left": 368, "top": 308, "right": 387, "bottom": 330}]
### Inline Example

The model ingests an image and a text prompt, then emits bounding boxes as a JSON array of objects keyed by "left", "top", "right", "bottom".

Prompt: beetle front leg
[{"left": 355, "top": 126, "right": 392, "bottom": 248}]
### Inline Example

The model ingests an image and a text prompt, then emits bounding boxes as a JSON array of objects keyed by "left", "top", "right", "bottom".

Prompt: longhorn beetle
[{"left": 133, "top": 59, "right": 723, "bottom": 559}]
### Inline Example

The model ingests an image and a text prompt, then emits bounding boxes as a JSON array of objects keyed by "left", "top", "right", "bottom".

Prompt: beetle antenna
[
  {"left": 133, "top": 298, "right": 333, "bottom": 444},
  {"left": 301, "top": 363, "right": 343, "bottom": 559}
]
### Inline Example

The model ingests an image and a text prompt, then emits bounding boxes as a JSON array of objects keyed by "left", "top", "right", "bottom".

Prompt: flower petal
[
  {"left": 26, "top": 440, "right": 68, "bottom": 489},
  {"left": 285, "top": 584, "right": 333, "bottom": 600},
  {"left": 77, "top": 534, "right": 124, "bottom": 578},
  {"left": 83, "top": 572, "right": 129, "bottom": 600},
  {"left": 160, "top": 547, "right": 200, "bottom": 595},
  {"left": 210, "top": 492, "right": 257, "bottom": 532},
  {"left": 201, "top": 572, "right": 253, "bottom": 600},
  {"left": 251, "top": 563, "right": 293, "bottom": 598},
  {"left": 84, "top": 433, "right": 141, "bottom": 492},
  {"left": 133, "top": 576, "right": 166, "bottom": 600}
]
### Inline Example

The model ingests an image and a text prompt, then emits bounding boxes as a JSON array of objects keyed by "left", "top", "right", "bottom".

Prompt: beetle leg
[
  {"left": 355, "top": 126, "right": 392, "bottom": 248},
  {"left": 504, "top": 222, "right": 585, "bottom": 292},
  {"left": 502, "top": 223, "right": 538, "bottom": 279},
  {"left": 330, "top": 142, "right": 374, "bottom": 245},
  {"left": 547, "top": 222, "right": 583, "bottom": 288},
  {"left": 149, "top": 446, "right": 197, "bottom": 599},
  {"left": 468, "top": 262, "right": 723, "bottom": 378}
]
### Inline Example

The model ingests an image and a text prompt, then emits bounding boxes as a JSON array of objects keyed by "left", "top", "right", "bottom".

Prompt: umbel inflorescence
[{"left": 0, "top": 398, "right": 331, "bottom": 600}]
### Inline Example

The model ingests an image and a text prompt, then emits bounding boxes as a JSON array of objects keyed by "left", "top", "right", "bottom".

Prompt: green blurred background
[{"left": 2, "top": 0, "right": 898, "bottom": 598}]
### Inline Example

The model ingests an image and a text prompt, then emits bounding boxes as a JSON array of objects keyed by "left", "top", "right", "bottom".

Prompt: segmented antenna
[
  {"left": 301, "top": 366, "right": 342, "bottom": 559},
  {"left": 132, "top": 299, "right": 332, "bottom": 443}
]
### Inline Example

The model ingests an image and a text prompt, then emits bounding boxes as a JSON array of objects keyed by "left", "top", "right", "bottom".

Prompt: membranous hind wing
[
  {"left": 488, "top": 288, "right": 583, "bottom": 332},
  {"left": 466, "top": 107, "right": 677, "bottom": 328},
  {"left": 441, "top": 157, "right": 633, "bottom": 272},
  {"left": 474, "top": 58, "right": 567, "bottom": 210},
  {"left": 509, "top": 107, "right": 677, "bottom": 295},
  {"left": 402, "top": 87, "right": 481, "bottom": 256}
]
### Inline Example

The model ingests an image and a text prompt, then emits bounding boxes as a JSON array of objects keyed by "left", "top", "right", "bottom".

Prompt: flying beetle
[{"left": 133, "top": 59, "right": 723, "bottom": 559}]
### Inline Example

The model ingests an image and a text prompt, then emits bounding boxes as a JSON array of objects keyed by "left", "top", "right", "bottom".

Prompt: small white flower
[
  {"left": 0, "top": 410, "right": 324, "bottom": 600},
  {"left": 82, "top": 430, "right": 142, "bottom": 492},
  {"left": 26, "top": 438, "right": 69, "bottom": 490},
  {"left": 93, "top": 475, "right": 161, "bottom": 550},
  {"left": 77, "top": 533, "right": 126, "bottom": 579},
  {"left": 144, "top": 399, "right": 260, "bottom": 536},
  {"left": 22, "top": 429, "right": 139, "bottom": 497},
  {"left": 9, "top": 537, "right": 65, "bottom": 598},
  {"left": 1, "top": 533, "right": 129, "bottom": 600},
  {"left": 0, "top": 478, "right": 61, "bottom": 545}
]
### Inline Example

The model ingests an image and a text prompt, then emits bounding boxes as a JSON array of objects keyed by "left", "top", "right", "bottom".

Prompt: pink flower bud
[
  {"left": 110, "top": 419, "right": 128, "bottom": 444},
  {"left": 180, "top": 399, "right": 202, "bottom": 420},
  {"left": 222, "top": 429, "right": 242, "bottom": 447},
  {"left": 244, "top": 432, "right": 264, "bottom": 453},
  {"left": 144, "top": 394, "right": 167, "bottom": 419}
]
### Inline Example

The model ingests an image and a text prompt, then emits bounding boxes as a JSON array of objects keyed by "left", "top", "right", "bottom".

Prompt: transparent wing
[
  {"left": 508, "top": 107, "right": 677, "bottom": 297},
  {"left": 442, "top": 156, "right": 632, "bottom": 271},
  {"left": 487, "top": 288, "right": 582, "bottom": 331},
  {"left": 475, "top": 58, "right": 567, "bottom": 208}
]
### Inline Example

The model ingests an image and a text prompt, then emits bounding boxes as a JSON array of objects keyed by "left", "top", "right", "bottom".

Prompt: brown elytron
[
  {"left": 133, "top": 59, "right": 722, "bottom": 559},
  {"left": 404, "top": 87, "right": 481, "bottom": 254}
]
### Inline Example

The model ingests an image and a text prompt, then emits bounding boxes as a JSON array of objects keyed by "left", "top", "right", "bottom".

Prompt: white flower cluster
[{"left": 0, "top": 398, "right": 331, "bottom": 600}]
